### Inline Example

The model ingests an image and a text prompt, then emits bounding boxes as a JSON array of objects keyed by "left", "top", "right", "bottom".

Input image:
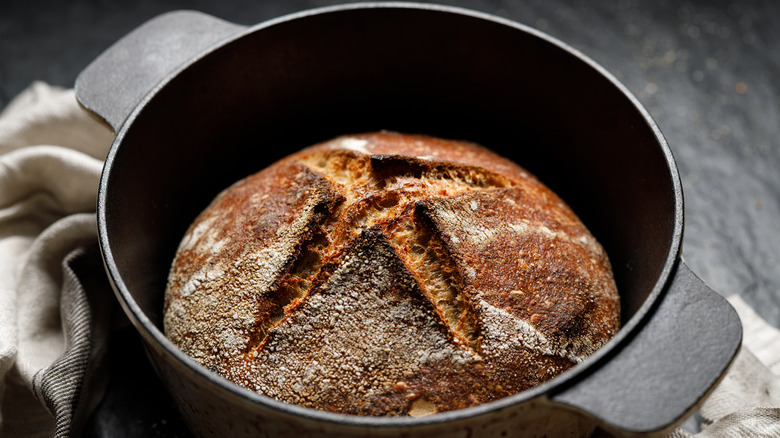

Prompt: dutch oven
[{"left": 75, "top": 3, "right": 742, "bottom": 437}]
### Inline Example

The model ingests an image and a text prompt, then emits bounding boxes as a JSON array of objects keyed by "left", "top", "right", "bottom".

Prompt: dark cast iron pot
[{"left": 76, "top": 3, "right": 742, "bottom": 437}]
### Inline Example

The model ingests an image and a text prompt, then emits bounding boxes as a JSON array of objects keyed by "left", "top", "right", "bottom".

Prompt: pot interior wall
[{"left": 102, "top": 7, "right": 678, "bottom": 333}]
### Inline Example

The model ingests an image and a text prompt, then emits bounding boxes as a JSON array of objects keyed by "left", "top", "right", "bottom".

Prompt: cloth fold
[
  {"left": 0, "top": 82, "right": 779, "bottom": 437},
  {"left": 33, "top": 243, "right": 113, "bottom": 438},
  {"left": 0, "top": 82, "right": 113, "bottom": 438}
]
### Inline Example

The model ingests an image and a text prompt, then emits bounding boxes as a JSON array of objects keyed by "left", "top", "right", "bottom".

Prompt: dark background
[{"left": 3, "top": 0, "right": 779, "bottom": 436}]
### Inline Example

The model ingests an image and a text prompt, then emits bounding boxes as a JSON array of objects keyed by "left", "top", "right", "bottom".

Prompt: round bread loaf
[{"left": 163, "top": 131, "right": 620, "bottom": 416}]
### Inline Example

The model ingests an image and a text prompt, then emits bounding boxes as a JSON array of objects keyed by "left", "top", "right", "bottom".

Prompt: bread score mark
[
  {"left": 163, "top": 166, "right": 342, "bottom": 369},
  {"left": 236, "top": 230, "right": 480, "bottom": 414},
  {"left": 297, "top": 146, "right": 518, "bottom": 355},
  {"left": 417, "top": 190, "right": 619, "bottom": 355}
]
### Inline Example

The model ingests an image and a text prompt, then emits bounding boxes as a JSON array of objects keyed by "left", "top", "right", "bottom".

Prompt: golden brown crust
[{"left": 163, "top": 131, "right": 620, "bottom": 416}]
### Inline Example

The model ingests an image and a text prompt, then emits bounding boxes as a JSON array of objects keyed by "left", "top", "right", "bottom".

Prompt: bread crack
[
  {"left": 296, "top": 148, "right": 491, "bottom": 354},
  {"left": 299, "top": 149, "right": 514, "bottom": 247},
  {"left": 387, "top": 210, "right": 481, "bottom": 353},
  {"left": 369, "top": 154, "right": 512, "bottom": 189},
  {"left": 247, "top": 228, "right": 331, "bottom": 352}
]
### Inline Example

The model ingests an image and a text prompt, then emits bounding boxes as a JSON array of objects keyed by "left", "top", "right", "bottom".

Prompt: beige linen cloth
[
  {"left": 0, "top": 82, "right": 779, "bottom": 437},
  {"left": 0, "top": 82, "right": 113, "bottom": 437}
]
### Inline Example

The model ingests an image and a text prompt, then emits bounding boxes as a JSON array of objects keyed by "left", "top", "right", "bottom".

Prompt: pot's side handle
[
  {"left": 75, "top": 10, "right": 246, "bottom": 133},
  {"left": 552, "top": 261, "right": 742, "bottom": 436}
]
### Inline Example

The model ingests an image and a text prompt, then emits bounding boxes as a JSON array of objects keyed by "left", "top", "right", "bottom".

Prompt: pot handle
[
  {"left": 551, "top": 260, "right": 742, "bottom": 435},
  {"left": 75, "top": 10, "right": 246, "bottom": 133}
]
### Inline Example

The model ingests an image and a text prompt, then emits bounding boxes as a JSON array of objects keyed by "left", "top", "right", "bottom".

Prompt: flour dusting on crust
[{"left": 163, "top": 131, "right": 620, "bottom": 416}]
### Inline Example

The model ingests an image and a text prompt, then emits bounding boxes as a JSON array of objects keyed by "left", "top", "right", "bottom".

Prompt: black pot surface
[{"left": 75, "top": 4, "right": 742, "bottom": 437}]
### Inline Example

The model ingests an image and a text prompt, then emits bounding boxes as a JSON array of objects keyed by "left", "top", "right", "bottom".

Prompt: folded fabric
[
  {"left": 1, "top": 82, "right": 779, "bottom": 438},
  {"left": 0, "top": 82, "right": 113, "bottom": 437}
]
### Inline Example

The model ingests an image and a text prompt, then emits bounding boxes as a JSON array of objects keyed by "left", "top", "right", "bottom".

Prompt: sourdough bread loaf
[{"left": 163, "top": 131, "right": 620, "bottom": 416}]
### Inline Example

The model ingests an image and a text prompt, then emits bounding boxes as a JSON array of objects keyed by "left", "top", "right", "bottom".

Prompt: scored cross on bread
[{"left": 163, "top": 131, "right": 620, "bottom": 416}]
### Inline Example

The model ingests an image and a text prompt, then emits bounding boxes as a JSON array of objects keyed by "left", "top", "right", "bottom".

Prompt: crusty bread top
[{"left": 163, "top": 131, "right": 620, "bottom": 416}]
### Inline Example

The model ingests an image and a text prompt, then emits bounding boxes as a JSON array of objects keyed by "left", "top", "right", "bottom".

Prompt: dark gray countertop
[{"left": 3, "top": 0, "right": 779, "bottom": 436}]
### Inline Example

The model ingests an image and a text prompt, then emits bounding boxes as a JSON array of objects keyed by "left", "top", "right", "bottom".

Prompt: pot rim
[{"left": 96, "top": 1, "right": 684, "bottom": 428}]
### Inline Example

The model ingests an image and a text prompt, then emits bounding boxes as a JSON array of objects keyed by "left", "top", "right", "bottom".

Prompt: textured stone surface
[{"left": 3, "top": 0, "right": 779, "bottom": 436}]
